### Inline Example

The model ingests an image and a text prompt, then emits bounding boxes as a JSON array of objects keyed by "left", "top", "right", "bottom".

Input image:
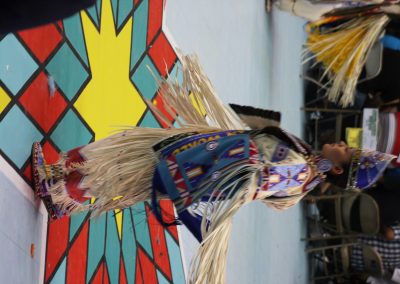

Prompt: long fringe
[
  {"left": 188, "top": 165, "right": 261, "bottom": 284},
  {"left": 72, "top": 127, "right": 207, "bottom": 216},
  {"left": 48, "top": 180, "right": 90, "bottom": 214},
  {"left": 305, "top": 14, "right": 389, "bottom": 107},
  {"left": 146, "top": 53, "right": 247, "bottom": 131},
  {"left": 187, "top": 166, "right": 310, "bottom": 283}
]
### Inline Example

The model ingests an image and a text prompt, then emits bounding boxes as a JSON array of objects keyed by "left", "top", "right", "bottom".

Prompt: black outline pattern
[{"left": 0, "top": 1, "right": 186, "bottom": 283}]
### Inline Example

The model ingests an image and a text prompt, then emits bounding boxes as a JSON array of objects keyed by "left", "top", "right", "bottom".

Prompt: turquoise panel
[
  {"left": 49, "top": 257, "right": 66, "bottom": 284},
  {"left": 86, "top": 0, "right": 101, "bottom": 28},
  {"left": 117, "top": 0, "right": 133, "bottom": 28},
  {"left": 130, "top": 0, "right": 148, "bottom": 70},
  {"left": 111, "top": 0, "right": 118, "bottom": 26},
  {"left": 173, "top": 120, "right": 181, "bottom": 128},
  {"left": 131, "top": 203, "right": 153, "bottom": 258},
  {"left": 98, "top": 0, "right": 103, "bottom": 23},
  {"left": 86, "top": 5, "right": 99, "bottom": 27},
  {"left": 139, "top": 110, "right": 160, "bottom": 128},
  {"left": 122, "top": 209, "right": 137, "bottom": 284},
  {"left": 50, "top": 109, "right": 93, "bottom": 152},
  {"left": 46, "top": 43, "right": 89, "bottom": 100},
  {"left": 0, "top": 106, "right": 42, "bottom": 168},
  {"left": 170, "top": 61, "right": 183, "bottom": 85},
  {"left": 86, "top": 214, "right": 106, "bottom": 282},
  {"left": 0, "top": 34, "right": 38, "bottom": 95},
  {"left": 63, "top": 14, "right": 89, "bottom": 67},
  {"left": 131, "top": 55, "right": 160, "bottom": 100},
  {"left": 69, "top": 202, "right": 89, "bottom": 242},
  {"left": 165, "top": 231, "right": 186, "bottom": 283},
  {"left": 157, "top": 269, "right": 170, "bottom": 284},
  {"left": 105, "top": 212, "right": 121, "bottom": 284}
]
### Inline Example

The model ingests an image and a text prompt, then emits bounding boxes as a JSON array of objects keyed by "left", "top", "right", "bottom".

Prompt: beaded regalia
[{"left": 32, "top": 53, "right": 393, "bottom": 284}]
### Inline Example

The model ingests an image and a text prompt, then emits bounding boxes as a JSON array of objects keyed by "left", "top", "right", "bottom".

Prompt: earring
[{"left": 317, "top": 159, "right": 333, "bottom": 173}]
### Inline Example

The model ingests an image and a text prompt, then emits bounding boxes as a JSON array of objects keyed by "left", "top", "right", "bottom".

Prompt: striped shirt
[{"left": 351, "top": 226, "right": 400, "bottom": 274}]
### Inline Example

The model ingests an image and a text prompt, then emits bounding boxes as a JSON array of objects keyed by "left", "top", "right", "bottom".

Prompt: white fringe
[
  {"left": 146, "top": 53, "right": 247, "bottom": 131},
  {"left": 304, "top": 14, "right": 389, "bottom": 107},
  {"left": 72, "top": 127, "right": 205, "bottom": 216},
  {"left": 48, "top": 180, "right": 90, "bottom": 214},
  {"left": 188, "top": 165, "right": 261, "bottom": 284}
]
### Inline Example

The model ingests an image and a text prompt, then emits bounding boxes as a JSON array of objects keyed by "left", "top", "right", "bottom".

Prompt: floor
[{"left": 0, "top": 0, "right": 308, "bottom": 283}]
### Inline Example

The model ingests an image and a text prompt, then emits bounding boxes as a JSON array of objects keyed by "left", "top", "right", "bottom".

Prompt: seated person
[{"left": 351, "top": 224, "right": 400, "bottom": 283}]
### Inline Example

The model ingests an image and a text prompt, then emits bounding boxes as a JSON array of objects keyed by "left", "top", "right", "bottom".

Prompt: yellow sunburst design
[
  {"left": 76, "top": 0, "right": 147, "bottom": 239},
  {"left": 75, "top": 0, "right": 147, "bottom": 141}
]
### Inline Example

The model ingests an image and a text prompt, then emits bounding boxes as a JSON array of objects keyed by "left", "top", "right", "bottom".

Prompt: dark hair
[{"left": 325, "top": 162, "right": 351, "bottom": 188}]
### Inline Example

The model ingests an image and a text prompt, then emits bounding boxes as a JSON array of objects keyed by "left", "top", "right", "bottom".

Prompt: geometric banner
[{"left": 0, "top": 0, "right": 185, "bottom": 283}]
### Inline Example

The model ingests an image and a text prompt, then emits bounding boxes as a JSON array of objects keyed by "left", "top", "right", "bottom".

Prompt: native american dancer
[{"left": 32, "top": 54, "right": 395, "bottom": 283}]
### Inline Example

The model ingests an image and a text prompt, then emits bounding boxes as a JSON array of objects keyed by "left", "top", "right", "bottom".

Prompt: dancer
[{"left": 32, "top": 54, "right": 394, "bottom": 283}]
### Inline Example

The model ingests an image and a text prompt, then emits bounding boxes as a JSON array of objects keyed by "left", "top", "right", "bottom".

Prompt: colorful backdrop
[{"left": 0, "top": 0, "right": 185, "bottom": 283}]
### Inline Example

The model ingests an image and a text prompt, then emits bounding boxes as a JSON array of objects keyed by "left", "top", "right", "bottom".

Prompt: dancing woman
[{"left": 32, "top": 54, "right": 394, "bottom": 283}]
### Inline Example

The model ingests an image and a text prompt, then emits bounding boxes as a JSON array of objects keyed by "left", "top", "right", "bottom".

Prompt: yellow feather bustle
[{"left": 304, "top": 14, "right": 389, "bottom": 107}]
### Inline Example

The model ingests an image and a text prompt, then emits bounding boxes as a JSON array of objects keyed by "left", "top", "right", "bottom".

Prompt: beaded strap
[{"left": 280, "top": 129, "right": 325, "bottom": 179}]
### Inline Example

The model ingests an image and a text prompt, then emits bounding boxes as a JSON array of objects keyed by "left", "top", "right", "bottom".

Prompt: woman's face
[{"left": 322, "top": 141, "right": 354, "bottom": 165}]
